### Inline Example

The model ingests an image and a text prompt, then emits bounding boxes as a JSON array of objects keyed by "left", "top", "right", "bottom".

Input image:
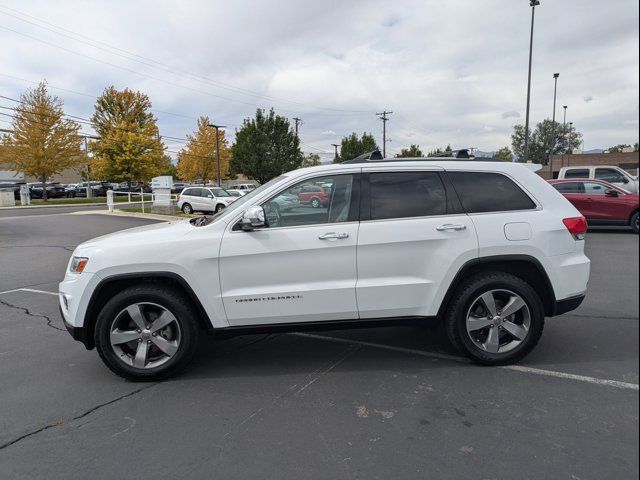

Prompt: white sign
[{"left": 151, "top": 176, "right": 173, "bottom": 190}]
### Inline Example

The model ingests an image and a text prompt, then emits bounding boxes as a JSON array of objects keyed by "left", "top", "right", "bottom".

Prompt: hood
[{"left": 76, "top": 219, "right": 194, "bottom": 253}]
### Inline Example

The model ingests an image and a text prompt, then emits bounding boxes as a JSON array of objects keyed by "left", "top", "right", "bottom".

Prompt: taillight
[{"left": 563, "top": 217, "right": 587, "bottom": 240}]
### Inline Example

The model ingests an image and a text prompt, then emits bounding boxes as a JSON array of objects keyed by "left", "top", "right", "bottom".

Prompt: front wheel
[
  {"left": 631, "top": 212, "right": 639, "bottom": 234},
  {"left": 214, "top": 204, "right": 225, "bottom": 214},
  {"left": 94, "top": 285, "right": 200, "bottom": 381},
  {"left": 445, "top": 272, "right": 544, "bottom": 365}
]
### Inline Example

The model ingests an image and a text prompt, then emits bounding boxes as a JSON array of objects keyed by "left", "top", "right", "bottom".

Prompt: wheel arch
[
  {"left": 437, "top": 255, "right": 557, "bottom": 318},
  {"left": 82, "top": 272, "right": 213, "bottom": 350},
  {"left": 629, "top": 208, "right": 639, "bottom": 224}
]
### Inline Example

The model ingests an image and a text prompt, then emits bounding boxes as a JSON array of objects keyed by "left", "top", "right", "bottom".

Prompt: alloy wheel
[
  {"left": 110, "top": 302, "right": 182, "bottom": 369},
  {"left": 465, "top": 289, "right": 531, "bottom": 354}
]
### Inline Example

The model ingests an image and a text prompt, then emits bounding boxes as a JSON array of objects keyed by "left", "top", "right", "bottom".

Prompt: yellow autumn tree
[
  {"left": 90, "top": 86, "right": 171, "bottom": 185},
  {"left": 0, "top": 81, "right": 84, "bottom": 200},
  {"left": 176, "top": 116, "right": 230, "bottom": 183}
]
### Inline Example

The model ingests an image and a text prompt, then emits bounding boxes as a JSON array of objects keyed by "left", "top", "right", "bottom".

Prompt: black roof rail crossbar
[{"left": 342, "top": 150, "right": 384, "bottom": 163}]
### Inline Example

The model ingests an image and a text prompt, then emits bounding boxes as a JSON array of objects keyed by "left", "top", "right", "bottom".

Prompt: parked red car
[
  {"left": 295, "top": 184, "right": 330, "bottom": 208},
  {"left": 549, "top": 179, "right": 639, "bottom": 233}
]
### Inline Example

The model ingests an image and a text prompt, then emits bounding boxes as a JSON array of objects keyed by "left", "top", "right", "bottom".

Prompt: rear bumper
[{"left": 551, "top": 294, "right": 585, "bottom": 316}]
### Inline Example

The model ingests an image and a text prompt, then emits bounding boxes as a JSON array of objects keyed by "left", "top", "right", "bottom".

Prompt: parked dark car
[
  {"left": 549, "top": 179, "right": 639, "bottom": 233},
  {"left": 29, "top": 182, "right": 67, "bottom": 199},
  {"left": 171, "top": 182, "right": 189, "bottom": 194},
  {"left": 115, "top": 181, "right": 152, "bottom": 194},
  {"left": 66, "top": 181, "right": 113, "bottom": 197}
]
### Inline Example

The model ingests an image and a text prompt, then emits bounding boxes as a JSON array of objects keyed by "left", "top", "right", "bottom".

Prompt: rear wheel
[
  {"left": 631, "top": 212, "right": 639, "bottom": 234},
  {"left": 311, "top": 197, "right": 320, "bottom": 208},
  {"left": 181, "top": 203, "right": 193, "bottom": 214},
  {"left": 95, "top": 285, "right": 200, "bottom": 381},
  {"left": 445, "top": 272, "right": 544, "bottom": 365}
]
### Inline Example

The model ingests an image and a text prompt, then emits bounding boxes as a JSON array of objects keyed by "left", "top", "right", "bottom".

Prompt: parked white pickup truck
[{"left": 558, "top": 166, "right": 639, "bottom": 193}]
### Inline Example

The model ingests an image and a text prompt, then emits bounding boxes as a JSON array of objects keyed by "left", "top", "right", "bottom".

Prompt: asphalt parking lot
[{"left": 0, "top": 210, "right": 638, "bottom": 479}]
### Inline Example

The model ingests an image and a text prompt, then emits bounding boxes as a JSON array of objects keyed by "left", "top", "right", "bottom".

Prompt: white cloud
[{"left": 0, "top": 0, "right": 637, "bottom": 154}]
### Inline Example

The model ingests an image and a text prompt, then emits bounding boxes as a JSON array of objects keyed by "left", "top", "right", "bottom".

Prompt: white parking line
[
  {"left": 0, "top": 288, "right": 58, "bottom": 296},
  {"left": 294, "top": 333, "right": 639, "bottom": 392}
]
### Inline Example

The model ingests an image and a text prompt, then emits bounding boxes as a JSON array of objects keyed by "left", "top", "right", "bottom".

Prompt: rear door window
[
  {"left": 553, "top": 182, "right": 585, "bottom": 194},
  {"left": 564, "top": 169, "right": 590, "bottom": 179},
  {"left": 369, "top": 171, "right": 446, "bottom": 220},
  {"left": 448, "top": 172, "right": 536, "bottom": 213}
]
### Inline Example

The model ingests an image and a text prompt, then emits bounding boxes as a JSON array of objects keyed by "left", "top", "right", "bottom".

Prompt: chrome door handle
[
  {"left": 436, "top": 224, "right": 467, "bottom": 231},
  {"left": 318, "top": 232, "right": 349, "bottom": 240}
]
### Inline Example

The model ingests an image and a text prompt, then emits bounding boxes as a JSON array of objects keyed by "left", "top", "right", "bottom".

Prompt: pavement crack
[
  {"left": 0, "top": 383, "right": 158, "bottom": 450},
  {"left": 0, "top": 298, "right": 65, "bottom": 332}
]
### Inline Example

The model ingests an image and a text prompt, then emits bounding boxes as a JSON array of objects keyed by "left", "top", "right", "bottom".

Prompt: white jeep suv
[{"left": 59, "top": 159, "right": 590, "bottom": 380}]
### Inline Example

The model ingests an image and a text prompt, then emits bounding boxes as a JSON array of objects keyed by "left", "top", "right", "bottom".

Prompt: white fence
[{"left": 106, "top": 190, "right": 178, "bottom": 213}]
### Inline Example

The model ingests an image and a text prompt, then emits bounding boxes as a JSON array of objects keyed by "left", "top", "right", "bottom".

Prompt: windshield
[
  {"left": 202, "top": 176, "right": 285, "bottom": 223},
  {"left": 210, "top": 188, "right": 231, "bottom": 197}
]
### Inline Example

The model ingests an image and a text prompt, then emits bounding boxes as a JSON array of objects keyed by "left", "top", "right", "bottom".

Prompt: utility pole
[
  {"left": 293, "top": 117, "right": 302, "bottom": 137},
  {"left": 331, "top": 143, "right": 340, "bottom": 162},
  {"left": 207, "top": 123, "right": 226, "bottom": 186},
  {"left": 523, "top": 0, "right": 540, "bottom": 163},
  {"left": 376, "top": 110, "right": 393, "bottom": 158},
  {"left": 83, "top": 135, "right": 92, "bottom": 198}
]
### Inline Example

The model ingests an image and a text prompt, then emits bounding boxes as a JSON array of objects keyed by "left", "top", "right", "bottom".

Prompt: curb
[
  {"left": 0, "top": 202, "right": 109, "bottom": 210},
  {"left": 70, "top": 209, "right": 188, "bottom": 222}
]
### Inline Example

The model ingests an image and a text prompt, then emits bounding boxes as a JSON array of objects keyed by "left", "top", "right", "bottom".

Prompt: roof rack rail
[{"left": 342, "top": 148, "right": 504, "bottom": 164}]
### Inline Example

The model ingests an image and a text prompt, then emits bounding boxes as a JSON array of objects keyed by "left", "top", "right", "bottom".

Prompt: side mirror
[
  {"left": 605, "top": 189, "right": 619, "bottom": 197},
  {"left": 240, "top": 206, "right": 267, "bottom": 231},
  {"left": 622, "top": 177, "right": 629, "bottom": 184},
  {"left": 207, "top": 194, "right": 213, "bottom": 198}
]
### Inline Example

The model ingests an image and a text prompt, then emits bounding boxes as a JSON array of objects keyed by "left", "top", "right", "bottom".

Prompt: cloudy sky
[{"left": 1, "top": 0, "right": 638, "bottom": 159}]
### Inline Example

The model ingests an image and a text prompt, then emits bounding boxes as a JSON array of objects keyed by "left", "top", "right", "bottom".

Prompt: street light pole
[
  {"left": 549, "top": 72, "right": 559, "bottom": 175},
  {"left": 561, "top": 105, "right": 568, "bottom": 169},
  {"left": 207, "top": 123, "right": 226, "bottom": 187},
  {"left": 523, "top": 0, "right": 540, "bottom": 163}
]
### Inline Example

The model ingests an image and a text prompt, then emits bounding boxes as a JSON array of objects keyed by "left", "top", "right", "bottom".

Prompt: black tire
[
  {"left": 95, "top": 285, "right": 200, "bottom": 381},
  {"left": 444, "top": 272, "right": 544, "bottom": 366},
  {"left": 181, "top": 203, "right": 193, "bottom": 214},
  {"left": 214, "top": 204, "right": 225, "bottom": 213},
  {"left": 311, "top": 197, "right": 320, "bottom": 208},
  {"left": 631, "top": 211, "right": 639, "bottom": 234}
]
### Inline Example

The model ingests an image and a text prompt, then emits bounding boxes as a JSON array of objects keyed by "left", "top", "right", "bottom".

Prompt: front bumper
[{"left": 60, "top": 304, "right": 89, "bottom": 346}]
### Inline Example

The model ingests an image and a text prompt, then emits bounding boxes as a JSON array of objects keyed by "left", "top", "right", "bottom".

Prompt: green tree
[
  {"left": 607, "top": 144, "right": 635, "bottom": 153},
  {"left": 396, "top": 144, "right": 423, "bottom": 157},
  {"left": 511, "top": 119, "right": 582, "bottom": 164},
  {"left": 427, "top": 145, "right": 453, "bottom": 157},
  {"left": 230, "top": 109, "right": 303, "bottom": 184},
  {"left": 336, "top": 132, "right": 378, "bottom": 163},
  {"left": 176, "top": 116, "right": 230, "bottom": 183},
  {"left": 0, "top": 82, "right": 84, "bottom": 200},
  {"left": 90, "top": 86, "right": 170, "bottom": 186},
  {"left": 493, "top": 146, "right": 513, "bottom": 162},
  {"left": 301, "top": 153, "right": 322, "bottom": 167}
]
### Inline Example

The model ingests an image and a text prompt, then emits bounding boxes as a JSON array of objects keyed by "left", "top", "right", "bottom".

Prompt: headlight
[{"left": 70, "top": 256, "right": 89, "bottom": 273}]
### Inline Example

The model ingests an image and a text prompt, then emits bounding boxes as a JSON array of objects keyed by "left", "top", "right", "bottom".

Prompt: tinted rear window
[
  {"left": 448, "top": 172, "right": 536, "bottom": 213},
  {"left": 564, "top": 169, "right": 589, "bottom": 179},
  {"left": 553, "top": 182, "right": 585, "bottom": 194},
  {"left": 369, "top": 171, "right": 446, "bottom": 220}
]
